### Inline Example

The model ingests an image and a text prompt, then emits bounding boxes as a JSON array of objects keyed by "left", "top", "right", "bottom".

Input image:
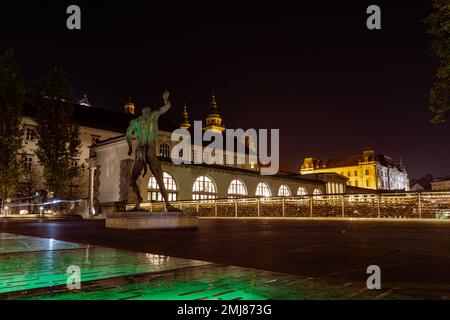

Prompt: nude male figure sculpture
[{"left": 126, "top": 90, "right": 180, "bottom": 212}]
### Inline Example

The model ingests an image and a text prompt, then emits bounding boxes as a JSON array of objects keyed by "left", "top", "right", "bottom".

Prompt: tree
[
  {"left": 16, "top": 164, "right": 44, "bottom": 214},
  {"left": 427, "top": 0, "right": 450, "bottom": 124},
  {"left": 410, "top": 173, "right": 434, "bottom": 191},
  {"left": 0, "top": 50, "right": 26, "bottom": 199},
  {"left": 31, "top": 68, "right": 81, "bottom": 199},
  {"left": 64, "top": 165, "right": 88, "bottom": 200}
]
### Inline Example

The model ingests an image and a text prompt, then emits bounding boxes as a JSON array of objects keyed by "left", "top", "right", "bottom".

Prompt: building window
[
  {"left": 365, "top": 169, "right": 370, "bottom": 176},
  {"left": 148, "top": 172, "right": 178, "bottom": 202},
  {"left": 278, "top": 185, "right": 291, "bottom": 197},
  {"left": 71, "top": 159, "right": 79, "bottom": 168},
  {"left": 159, "top": 143, "right": 170, "bottom": 158},
  {"left": 297, "top": 186, "right": 308, "bottom": 196},
  {"left": 25, "top": 127, "right": 35, "bottom": 141},
  {"left": 23, "top": 155, "right": 33, "bottom": 170},
  {"left": 91, "top": 135, "right": 101, "bottom": 145},
  {"left": 354, "top": 171, "right": 358, "bottom": 176},
  {"left": 255, "top": 182, "right": 271, "bottom": 198},
  {"left": 366, "top": 180, "right": 369, "bottom": 187},
  {"left": 355, "top": 180, "right": 359, "bottom": 187},
  {"left": 313, "top": 188, "right": 322, "bottom": 196},
  {"left": 228, "top": 179, "right": 247, "bottom": 198},
  {"left": 193, "top": 176, "right": 217, "bottom": 200},
  {"left": 347, "top": 172, "right": 351, "bottom": 177}
]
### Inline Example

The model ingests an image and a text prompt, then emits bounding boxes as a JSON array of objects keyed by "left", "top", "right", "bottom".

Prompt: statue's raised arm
[{"left": 154, "top": 90, "right": 172, "bottom": 116}]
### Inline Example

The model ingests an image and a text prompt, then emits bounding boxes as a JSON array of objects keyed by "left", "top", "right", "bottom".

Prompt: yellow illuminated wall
[
  {"left": 300, "top": 151, "right": 409, "bottom": 191},
  {"left": 301, "top": 160, "right": 378, "bottom": 190}
]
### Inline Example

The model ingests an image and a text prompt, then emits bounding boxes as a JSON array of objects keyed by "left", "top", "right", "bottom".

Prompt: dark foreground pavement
[{"left": 1, "top": 218, "right": 449, "bottom": 298}]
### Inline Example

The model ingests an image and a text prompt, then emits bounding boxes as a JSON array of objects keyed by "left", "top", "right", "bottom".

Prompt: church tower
[
  {"left": 203, "top": 93, "right": 225, "bottom": 132},
  {"left": 124, "top": 97, "right": 135, "bottom": 115},
  {"left": 180, "top": 103, "right": 191, "bottom": 129}
]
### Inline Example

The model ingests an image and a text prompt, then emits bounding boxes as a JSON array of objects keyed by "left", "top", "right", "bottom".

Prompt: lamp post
[{"left": 5, "top": 198, "right": 11, "bottom": 217}]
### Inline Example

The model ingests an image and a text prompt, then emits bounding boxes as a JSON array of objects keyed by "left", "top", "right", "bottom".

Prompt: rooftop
[
  {"left": 302, "top": 150, "right": 406, "bottom": 173},
  {"left": 22, "top": 100, "right": 178, "bottom": 134}
]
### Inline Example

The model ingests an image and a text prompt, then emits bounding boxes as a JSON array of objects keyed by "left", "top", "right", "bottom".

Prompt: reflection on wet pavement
[
  {"left": 0, "top": 233, "right": 414, "bottom": 300},
  {"left": 0, "top": 233, "right": 85, "bottom": 253}
]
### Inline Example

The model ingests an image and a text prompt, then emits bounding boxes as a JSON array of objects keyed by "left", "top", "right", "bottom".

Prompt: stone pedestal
[{"left": 105, "top": 212, "right": 199, "bottom": 230}]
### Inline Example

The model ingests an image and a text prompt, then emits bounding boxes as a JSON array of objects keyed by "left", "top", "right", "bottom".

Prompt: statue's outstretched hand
[{"left": 162, "top": 90, "right": 170, "bottom": 103}]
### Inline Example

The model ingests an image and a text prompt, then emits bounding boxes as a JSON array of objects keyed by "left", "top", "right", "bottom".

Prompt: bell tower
[
  {"left": 203, "top": 92, "right": 225, "bottom": 132},
  {"left": 180, "top": 103, "right": 191, "bottom": 129},
  {"left": 124, "top": 97, "right": 135, "bottom": 115}
]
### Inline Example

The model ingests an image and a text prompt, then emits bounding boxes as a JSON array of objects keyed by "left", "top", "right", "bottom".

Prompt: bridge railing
[{"left": 128, "top": 191, "right": 450, "bottom": 220}]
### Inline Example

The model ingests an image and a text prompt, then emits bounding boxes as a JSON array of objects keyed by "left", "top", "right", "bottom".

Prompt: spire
[
  {"left": 211, "top": 91, "right": 217, "bottom": 108},
  {"left": 180, "top": 102, "right": 191, "bottom": 129},
  {"left": 124, "top": 96, "right": 135, "bottom": 114},
  {"left": 79, "top": 94, "right": 91, "bottom": 107},
  {"left": 203, "top": 91, "right": 225, "bottom": 132}
]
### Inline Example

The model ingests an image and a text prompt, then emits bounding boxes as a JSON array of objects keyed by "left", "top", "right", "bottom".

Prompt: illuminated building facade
[
  {"left": 431, "top": 178, "right": 450, "bottom": 191},
  {"left": 19, "top": 94, "right": 347, "bottom": 215},
  {"left": 300, "top": 149, "right": 409, "bottom": 191}
]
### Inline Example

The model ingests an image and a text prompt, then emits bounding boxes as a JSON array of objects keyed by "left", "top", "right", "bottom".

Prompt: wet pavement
[
  {"left": 0, "top": 233, "right": 413, "bottom": 300},
  {"left": 1, "top": 218, "right": 449, "bottom": 299}
]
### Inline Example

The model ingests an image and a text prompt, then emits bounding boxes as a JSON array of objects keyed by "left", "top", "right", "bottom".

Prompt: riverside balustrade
[{"left": 129, "top": 192, "right": 450, "bottom": 220}]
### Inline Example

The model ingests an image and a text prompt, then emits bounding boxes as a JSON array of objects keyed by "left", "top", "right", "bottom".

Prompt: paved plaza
[{"left": 0, "top": 218, "right": 449, "bottom": 299}]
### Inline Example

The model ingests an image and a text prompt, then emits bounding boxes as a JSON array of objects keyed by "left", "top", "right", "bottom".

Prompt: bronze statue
[{"left": 126, "top": 90, "right": 180, "bottom": 212}]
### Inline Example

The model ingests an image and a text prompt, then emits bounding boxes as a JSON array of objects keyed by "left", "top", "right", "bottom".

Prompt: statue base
[{"left": 105, "top": 212, "right": 199, "bottom": 230}]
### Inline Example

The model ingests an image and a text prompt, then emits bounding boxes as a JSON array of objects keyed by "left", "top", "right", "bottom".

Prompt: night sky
[{"left": 1, "top": 1, "right": 449, "bottom": 179}]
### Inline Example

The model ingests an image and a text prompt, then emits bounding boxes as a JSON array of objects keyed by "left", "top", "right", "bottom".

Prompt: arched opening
[
  {"left": 297, "top": 186, "right": 308, "bottom": 196},
  {"left": 148, "top": 172, "right": 178, "bottom": 202},
  {"left": 255, "top": 182, "right": 272, "bottom": 198},
  {"left": 313, "top": 188, "right": 322, "bottom": 199},
  {"left": 192, "top": 176, "right": 217, "bottom": 200},
  {"left": 278, "top": 185, "right": 291, "bottom": 197},
  {"left": 228, "top": 179, "right": 248, "bottom": 198}
]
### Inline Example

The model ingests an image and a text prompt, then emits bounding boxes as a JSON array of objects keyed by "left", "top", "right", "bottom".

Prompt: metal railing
[{"left": 127, "top": 192, "right": 450, "bottom": 220}]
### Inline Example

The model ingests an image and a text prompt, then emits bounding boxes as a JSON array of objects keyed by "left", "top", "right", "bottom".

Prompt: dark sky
[{"left": 1, "top": 1, "right": 449, "bottom": 179}]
